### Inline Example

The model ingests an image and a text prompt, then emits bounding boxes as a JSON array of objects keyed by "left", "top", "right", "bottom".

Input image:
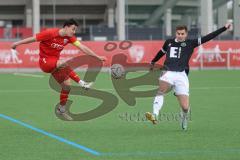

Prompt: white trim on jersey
[
  {"left": 198, "top": 37, "right": 202, "bottom": 46},
  {"left": 161, "top": 48, "right": 167, "bottom": 53}
]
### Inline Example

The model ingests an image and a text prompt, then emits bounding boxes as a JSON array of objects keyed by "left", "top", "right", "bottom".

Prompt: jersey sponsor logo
[
  {"left": 181, "top": 42, "right": 186, "bottom": 47},
  {"left": 170, "top": 47, "right": 181, "bottom": 58},
  {"left": 51, "top": 43, "right": 64, "bottom": 50},
  {"left": 63, "top": 39, "right": 69, "bottom": 45}
]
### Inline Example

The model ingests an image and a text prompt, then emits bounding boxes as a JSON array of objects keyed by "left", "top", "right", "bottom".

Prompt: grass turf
[{"left": 0, "top": 70, "right": 240, "bottom": 160}]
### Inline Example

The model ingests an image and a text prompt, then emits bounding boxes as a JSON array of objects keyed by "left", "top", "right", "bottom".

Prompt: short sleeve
[
  {"left": 69, "top": 36, "right": 77, "bottom": 43},
  {"left": 35, "top": 29, "right": 58, "bottom": 41}
]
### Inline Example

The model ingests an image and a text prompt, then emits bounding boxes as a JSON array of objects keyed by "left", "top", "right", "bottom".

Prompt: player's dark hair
[
  {"left": 176, "top": 25, "right": 188, "bottom": 32},
  {"left": 63, "top": 19, "right": 79, "bottom": 27}
]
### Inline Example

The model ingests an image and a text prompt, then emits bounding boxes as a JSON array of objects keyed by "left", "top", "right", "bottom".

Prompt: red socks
[
  {"left": 52, "top": 66, "right": 80, "bottom": 106},
  {"left": 60, "top": 89, "right": 70, "bottom": 106}
]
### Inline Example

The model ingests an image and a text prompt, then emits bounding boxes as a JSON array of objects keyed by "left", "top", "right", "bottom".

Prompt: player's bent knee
[
  {"left": 179, "top": 100, "right": 189, "bottom": 111},
  {"left": 57, "top": 60, "right": 67, "bottom": 68},
  {"left": 159, "top": 81, "right": 172, "bottom": 94},
  {"left": 63, "top": 79, "right": 71, "bottom": 85},
  {"left": 181, "top": 104, "right": 189, "bottom": 110},
  {"left": 158, "top": 86, "right": 171, "bottom": 94},
  {"left": 61, "top": 79, "right": 71, "bottom": 91}
]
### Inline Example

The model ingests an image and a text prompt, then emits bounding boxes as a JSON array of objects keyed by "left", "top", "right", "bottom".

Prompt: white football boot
[
  {"left": 56, "top": 105, "right": 73, "bottom": 121},
  {"left": 79, "top": 81, "right": 93, "bottom": 90},
  {"left": 180, "top": 111, "right": 188, "bottom": 130}
]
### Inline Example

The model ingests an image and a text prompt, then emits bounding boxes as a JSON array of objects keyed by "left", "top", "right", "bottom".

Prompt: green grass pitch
[{"left": 0, "top": 70, "right": 240, "bottom": 160}]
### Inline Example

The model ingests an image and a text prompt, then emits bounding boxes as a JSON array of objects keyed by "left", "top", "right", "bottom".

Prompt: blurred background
[
  {"left": 0, "top": 0, "right": 238, "bottom": 41},
  {"left": 0, "top": 0, "right": 239, "bottom": 71}
]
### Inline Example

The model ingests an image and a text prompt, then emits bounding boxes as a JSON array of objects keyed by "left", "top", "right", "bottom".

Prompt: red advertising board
[{"left": 0, "top": 41, "right": 239, "bottom": 70}]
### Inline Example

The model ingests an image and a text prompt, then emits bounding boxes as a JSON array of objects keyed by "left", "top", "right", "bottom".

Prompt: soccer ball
[{"left": 111, "top": 64, "right": 125, "bottom": 79}]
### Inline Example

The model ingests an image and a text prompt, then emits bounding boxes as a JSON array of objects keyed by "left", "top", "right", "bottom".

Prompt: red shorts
[
  {"left": 39, "top": 57, "right": 58, "bottom": 73},
  {"left": 39, "top": 57, "right": 72, "bottom": 84}
]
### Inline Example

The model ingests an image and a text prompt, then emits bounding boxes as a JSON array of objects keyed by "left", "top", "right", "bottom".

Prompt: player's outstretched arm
[
  {"left": 149, "top": 40, "right": 168, "bottom": 70},
  {"left": 151, "top": 50, "right": 165, "bottom": 64},
  {"left": 73, "top": 41, "right": 106, "bottom": 61},
  {"left": 193, "top": 22, "right": 232, "bottom": 47},
  {"left": 150, "top": 50, "right": 165, "bottom": 70},
  {"left": 201, "top": 23, "right": 231, "bottom": 43},
  {"left": 11, "top": 37, "right": 36, "bottom": 49}
]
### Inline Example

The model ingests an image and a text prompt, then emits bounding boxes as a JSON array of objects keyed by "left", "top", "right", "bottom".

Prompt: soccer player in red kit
[{"left": 11, "top": 19, "right": 106, "bottom": 117}]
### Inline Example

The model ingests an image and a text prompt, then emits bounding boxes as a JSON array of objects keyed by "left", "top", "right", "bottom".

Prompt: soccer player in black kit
[{"left": 145, "top": 23, "right": 231, "bottom": 130}]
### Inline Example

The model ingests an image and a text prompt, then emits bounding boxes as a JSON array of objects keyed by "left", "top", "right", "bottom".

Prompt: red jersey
[{"left": 36, "top": 28, "right": 77, "bottom": 59}]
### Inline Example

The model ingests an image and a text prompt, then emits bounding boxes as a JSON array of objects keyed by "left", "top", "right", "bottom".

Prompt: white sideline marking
[
  {"left": 0, "top": 89, "right": 50, "bottom": 93},
  {"left": 13, "top": 73, "right": 45, "bottom": 78},
  {"left": 191, "top": 86, "right": 240, "bottom": 90},
  {"left": 0, "top": 114, "right": 100, "bottom": 156},
  {"left": 0, "top": 86, "right": 240, "bottom": 93}
]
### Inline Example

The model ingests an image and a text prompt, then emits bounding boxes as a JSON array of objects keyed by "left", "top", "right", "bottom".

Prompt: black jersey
[{"left": 151, "top": 27, "right": 227, "bottom": 72}]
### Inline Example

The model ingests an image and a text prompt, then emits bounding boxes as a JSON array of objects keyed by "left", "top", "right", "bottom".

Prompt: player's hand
[
  {"left": 97, "top": 56, "right": 106, "bottom": 62},
  {"left": 149, "top": 62, "right": 155, "bottom": 71},
  {"left": 11, "top": 43, "right": 17, "bottom": 49},
  {"left": 225, "top": 22, "right": 232, "bottom": 29},
  {"left": 98, "top": 56, "right": 106, "bottom": 62},
  {"left": 10, "top": 48, "right": 18, "bottom": 56}
]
